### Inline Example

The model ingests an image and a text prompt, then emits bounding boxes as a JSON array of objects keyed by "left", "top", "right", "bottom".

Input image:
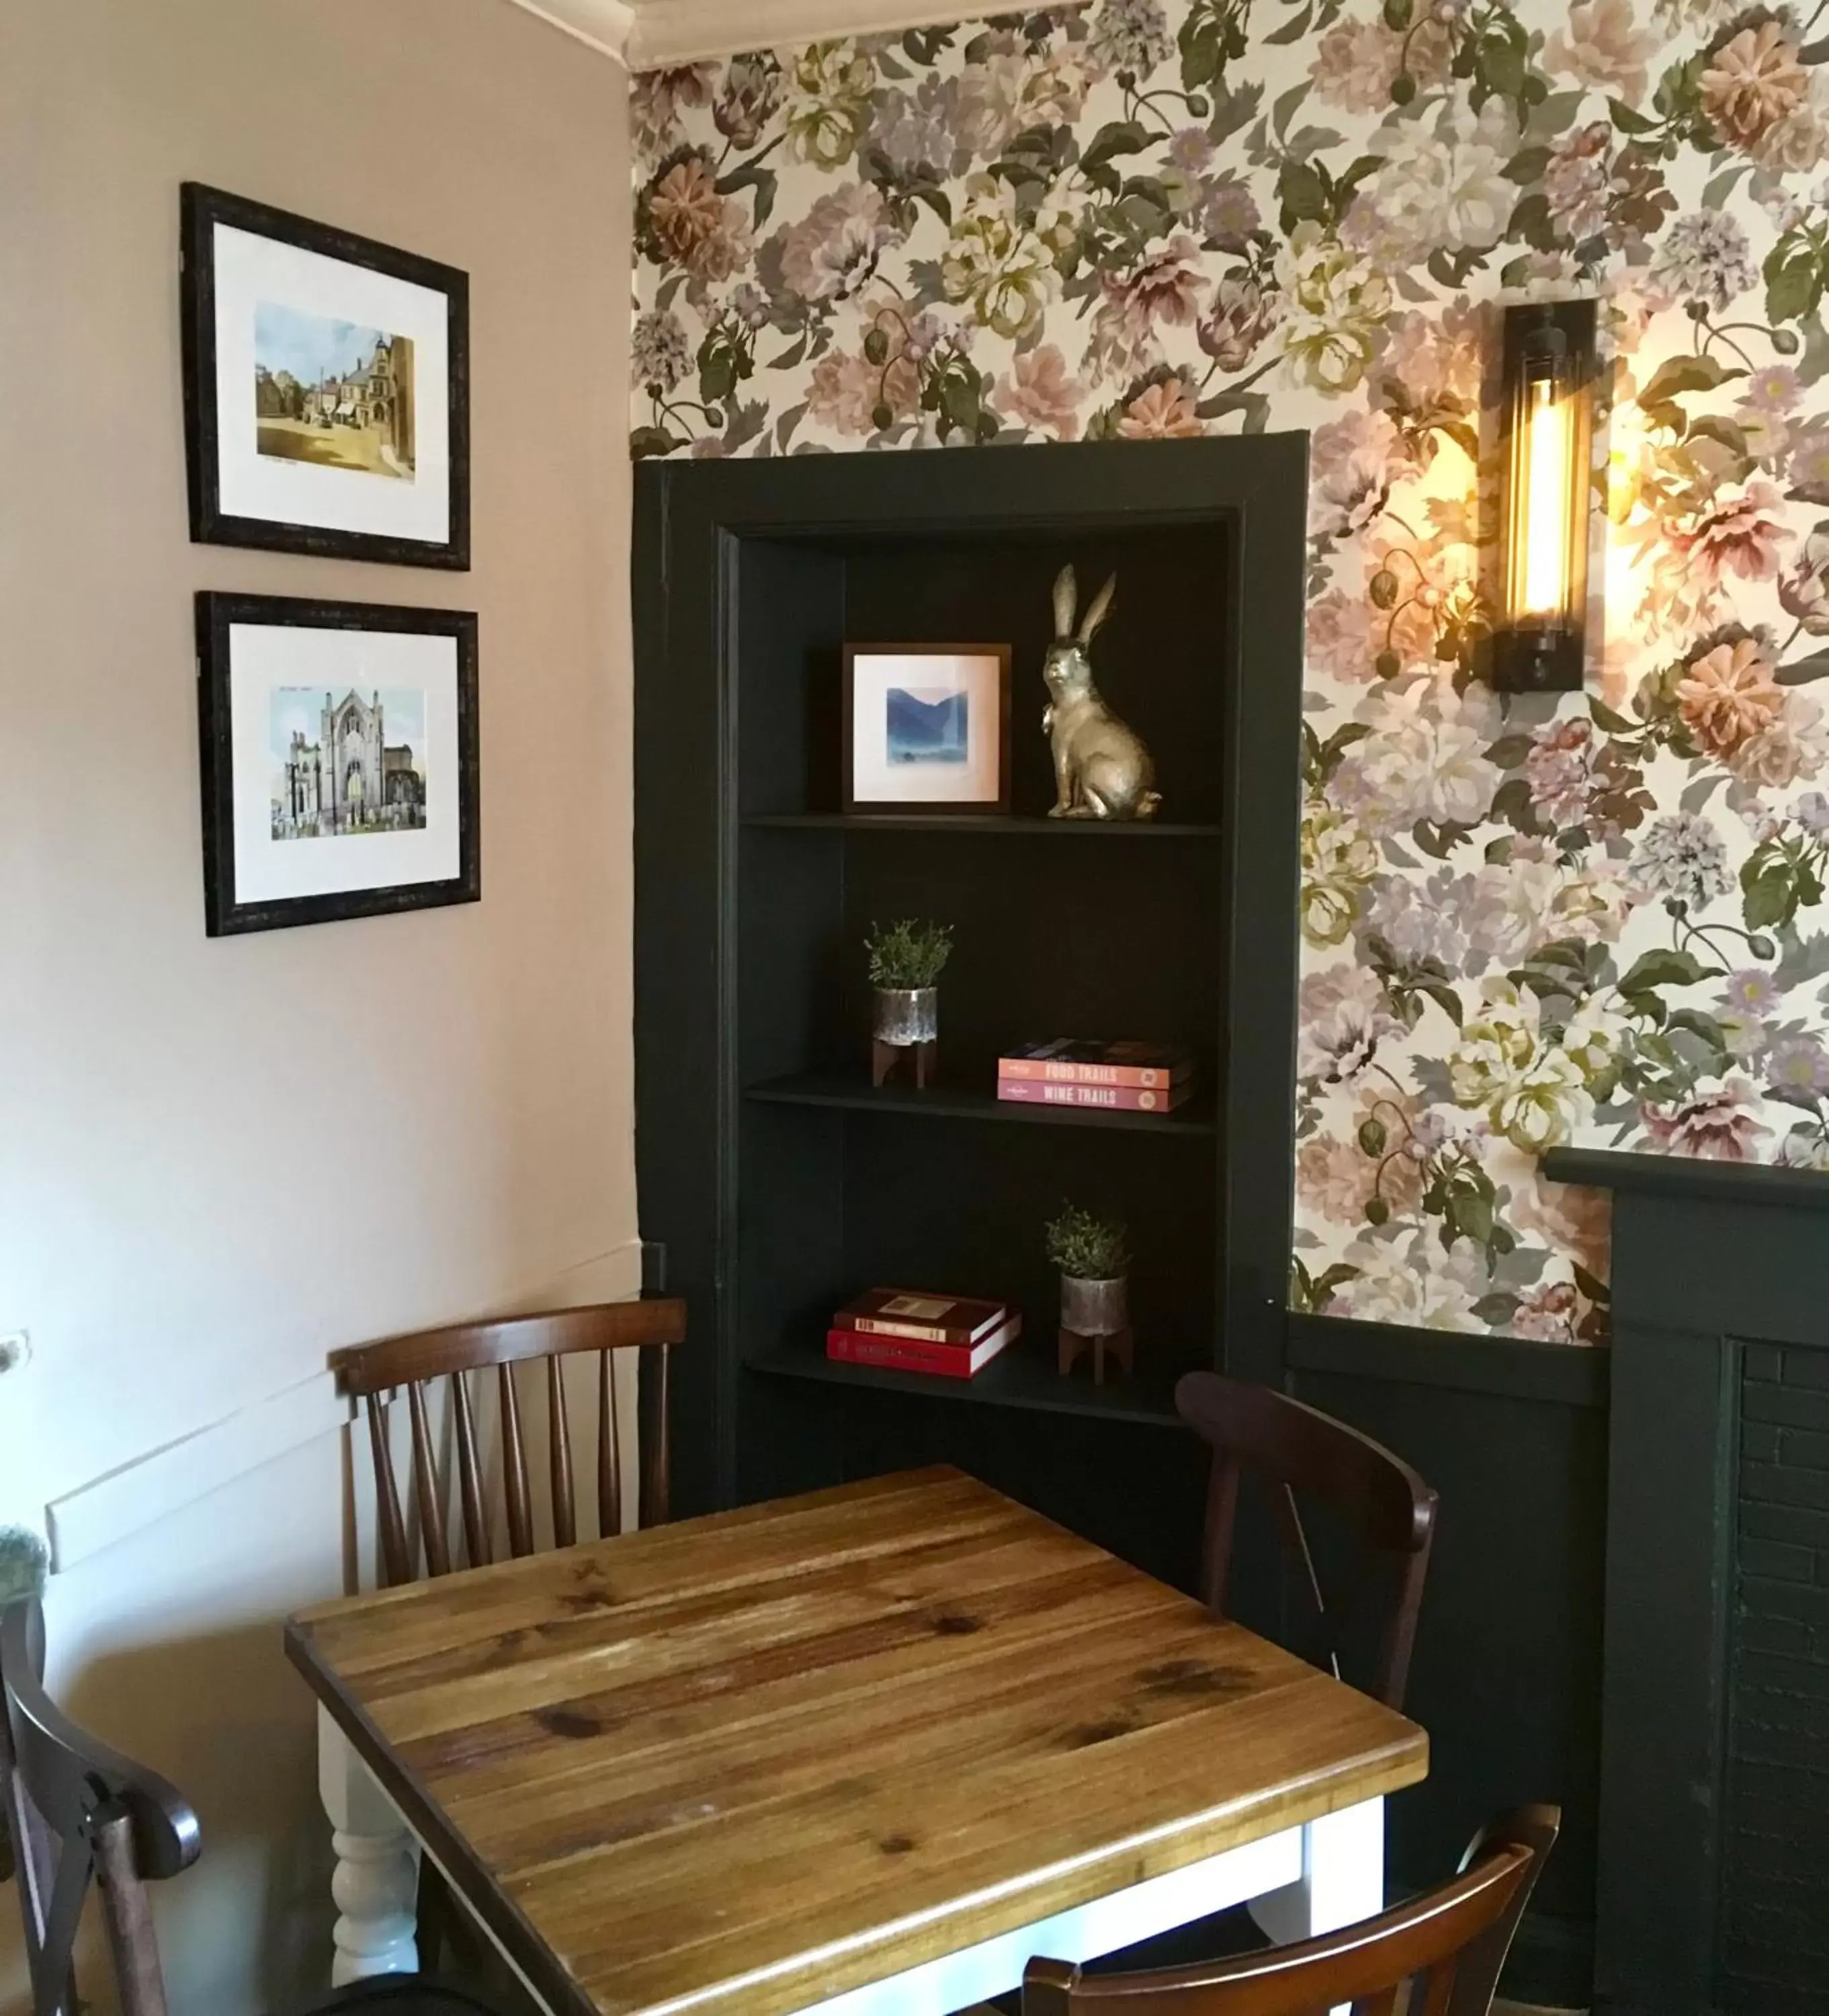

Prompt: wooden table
[{"left": 287, "top": 1467, "right": 1427, "bottom": 2016}]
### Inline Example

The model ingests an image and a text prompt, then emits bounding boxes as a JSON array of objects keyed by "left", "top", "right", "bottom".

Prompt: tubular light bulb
[{"left": 1521, "top": 372, "right": 1571, "bottom": 618}]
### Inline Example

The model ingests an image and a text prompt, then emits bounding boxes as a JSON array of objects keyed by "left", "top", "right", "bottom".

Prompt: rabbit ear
[
  {"left": 1052, "top": 564, "right": 1078, "bottom": 641},
  {"left": 1078, "top": 573, "right": 1117, "bottom": 644}
]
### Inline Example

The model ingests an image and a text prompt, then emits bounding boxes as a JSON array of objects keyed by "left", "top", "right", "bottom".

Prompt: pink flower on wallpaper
[
  {"left": 1676, "top": 637, "right": 1784, "bottom": 757},
  {"left": 1116, "top": 376, "right": 1201, "bottom": 437},
  {"left": 994, "top": 345, "right": 1084, "bottom": 440},
  {"left": 1309, "top": 410, "right": 1416, "bottom": 538},
  {"left": 1642, "top": 1079, "right": 1773, "bottom": 1161},
  {"left": 1674, "top": 480, "right": 1788, "bottom": 595},
  {"left": 1306, "top": 589, "right": 1379, "bottom": 683},
  {"left": 1543, "top": 0, "right": 1656, "bottom": 105},
  {"left": 771, "top": 185, "right": 900, "bottom": 303}
]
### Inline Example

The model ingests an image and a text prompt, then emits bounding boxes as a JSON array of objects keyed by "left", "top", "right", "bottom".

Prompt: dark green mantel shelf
[
  {"left": 746, "top": 1072, "right": 1217, "bottom": 1136},
  {"left": 747, "top": 1331, "right": 1186, "bottom": 1427}
]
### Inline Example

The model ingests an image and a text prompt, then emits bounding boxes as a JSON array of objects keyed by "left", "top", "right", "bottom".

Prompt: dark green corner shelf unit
[{"left": 634, "top": 436, "right": 1310, "bottom": 1590}]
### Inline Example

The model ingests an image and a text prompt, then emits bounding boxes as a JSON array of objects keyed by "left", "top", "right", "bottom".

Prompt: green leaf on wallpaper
[
  {"left": 910, "top": 184, "right": 952, "bottom": 226},
  {"left": 1636, "top": 353, "right": 1742, "bottom": 406},
  {"left": 1265, "top": 3, "right": 1314, "bottom": 42},
  {"left": 1504, "top": 146, "right": 1549, "bottom": 184},
  {"left": 1080, "top": 119, "right": 1150, "bottom": 176},
  {"left": 1701, "top": 163, "right": 1749, "bottom": 209},
  {"left": 630, "top": 427, "right": 683, "bottom": 460},
  {"left": 1589, "top": 698, "right": 1637, "bottom": 734},
  {"left": 1275, "top": 160, "right": 1328, "bottom": 229},
  {"left": 1776, "top": 654, "right": 1829, "bottom": 685},
  {"left": 1607, "top": 95, "right": 1656, "bottom": 135},
  {"left": 1270, "top": 81, "right": 1310, "bottom": 135},
  {"left": 717, "top": 164, "right": 777, "bottom": 230},
  {"left": 1618, "top": 948, "right": 1723, "bottom": 994},
  {"left": 1668, "top": 1009, "right": 1731, "bottom": 1058}
]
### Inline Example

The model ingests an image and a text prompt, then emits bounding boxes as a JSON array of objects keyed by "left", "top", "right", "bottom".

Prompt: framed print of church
[{"left": 196, "top": 591, "right": 479, "bottom": 937}]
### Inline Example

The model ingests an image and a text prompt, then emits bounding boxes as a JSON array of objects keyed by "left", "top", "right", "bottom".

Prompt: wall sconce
[{"left": 1494, "top": 299, "right": 1597, "bottom": 693}]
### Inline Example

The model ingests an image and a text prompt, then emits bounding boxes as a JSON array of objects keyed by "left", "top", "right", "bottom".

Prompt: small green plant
[
  {"left": 1044, "top": 1203, "right": 1130, "bottom": 1280},
  {"left": 864, "top": 918, "right": 953, "bottom": 989}
]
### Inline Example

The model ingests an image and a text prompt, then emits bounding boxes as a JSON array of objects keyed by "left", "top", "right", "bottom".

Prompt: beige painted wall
[{"left": 0, "top": 0, "right": 632, "bottom": 2007}]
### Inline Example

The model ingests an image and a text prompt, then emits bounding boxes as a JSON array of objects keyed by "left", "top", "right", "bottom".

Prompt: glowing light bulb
[{"left": 1521, "top": 374, "right": 1571, "bottom": 618}]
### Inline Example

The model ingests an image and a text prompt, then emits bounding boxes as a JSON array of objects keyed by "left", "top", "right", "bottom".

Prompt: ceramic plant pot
[{"left": 1060, "top": 1273, "right": 1128, "bottom": 1337}]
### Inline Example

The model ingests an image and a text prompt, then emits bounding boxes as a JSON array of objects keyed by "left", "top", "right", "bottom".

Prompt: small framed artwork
[
  {"left": 844, "top": 644, "right": 1011, "bottom": 814},
  {"left": 196, "top": 593, "right": 479, "bottom": 936},
  {"left": 181, "top": 183, "right": 469, "bottom": 569}
]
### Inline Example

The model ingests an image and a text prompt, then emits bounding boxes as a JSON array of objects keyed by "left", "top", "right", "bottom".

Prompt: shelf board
[
  {"left": 745, "top": 1072, "right": 1217, "bottom": 1136},
  {"left": 743, "top": 812, "right": 1220, "bottom": 838},
  {"left": 746, "top": 1332, "right": 1186, "bottom": 1427}
]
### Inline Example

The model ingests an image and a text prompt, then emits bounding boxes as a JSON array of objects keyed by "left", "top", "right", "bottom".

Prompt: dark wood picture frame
[
  {"left": 181, "top": 182, "right": 470, "bottom": 569},
  {"left": 842, "top": 642, "right": 1012, "bottom": 814},
  {"left": 196, "top": 591, "right": 480, "bottom": 937}
]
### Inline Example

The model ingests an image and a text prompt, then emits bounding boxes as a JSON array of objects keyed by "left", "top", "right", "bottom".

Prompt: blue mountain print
[{"left": 886, "top": 685, "right": 968, "bottom": 764}]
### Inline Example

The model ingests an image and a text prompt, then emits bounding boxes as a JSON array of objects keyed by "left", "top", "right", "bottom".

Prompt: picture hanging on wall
[
  {"left": 196, "top": 592, "right": 479, "bottom": 937},
  {"left": 844, "top": 645, "right": 1011, "bottom": 814},
  {"left": 181, "top": 183, "right": 470, "bottom": 569}
]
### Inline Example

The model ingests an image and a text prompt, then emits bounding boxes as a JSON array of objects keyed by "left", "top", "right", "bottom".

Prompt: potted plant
[
  {"left": 1045, "top": 1203, "right": 1133, "bottom": 1381},
  {"left": 865, "top": 919, "right": 952, "bottom": 1087}
]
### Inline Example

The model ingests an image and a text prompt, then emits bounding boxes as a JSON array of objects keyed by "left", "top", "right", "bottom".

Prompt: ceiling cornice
[{"left": 505, "top": 0, "right": 1040, "bottom": 67}]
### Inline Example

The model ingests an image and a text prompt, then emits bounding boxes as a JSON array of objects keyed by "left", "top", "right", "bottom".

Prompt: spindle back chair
[
  {"left": 0, "top": 1595, "right": 201, "bottom": 2016},
  {"left": 1021, "top": 1805, "right": 1560, "bottom": 2015},
  {"left": 331, "top": 1298, "right": 687, "bottom": 1587},
  {"left": 1175, "top": 1372, "right": 1438, "bottom": 1710}
]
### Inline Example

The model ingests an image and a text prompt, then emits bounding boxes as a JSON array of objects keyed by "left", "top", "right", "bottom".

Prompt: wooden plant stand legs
[
  {"left": 871, "top": 1039, "right": 936, "bottom": 1089},
  {"left": 1058, "top": 1326, "right": 1134, "bottom": 1385}
]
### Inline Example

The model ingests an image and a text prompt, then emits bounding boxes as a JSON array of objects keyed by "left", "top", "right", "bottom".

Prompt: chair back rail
[
  {"left": 331, "top": 1297, "right": 687, "bottom": 1587},
  {"left": 1175, "top": 1372, "right": 1439, "bottom": 1710},
  {"left": 1022, "top": 1806, "right": 1559, "bottom": 2015},
  {"left": 0, "top": 1596, "right": 201, "bottom": 2016}
]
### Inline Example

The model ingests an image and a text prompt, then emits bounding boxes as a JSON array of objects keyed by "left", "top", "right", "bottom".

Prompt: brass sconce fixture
[{"left": 1494, "top": 299, "right": 1597, "bottom": 693}]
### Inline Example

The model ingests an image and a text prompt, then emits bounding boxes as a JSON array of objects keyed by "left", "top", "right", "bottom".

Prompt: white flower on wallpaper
[{"left": 631, "top": 0, "right": 1829, "bottom": 1345}]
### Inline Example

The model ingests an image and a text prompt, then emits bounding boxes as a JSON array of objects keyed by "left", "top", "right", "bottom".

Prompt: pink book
[
  {"left": 998, "top": 1041, "right": 1194, "bottom": 1089},
  {"left": 997, "top": 1078, "right": 1192, "bottom": 1114}
]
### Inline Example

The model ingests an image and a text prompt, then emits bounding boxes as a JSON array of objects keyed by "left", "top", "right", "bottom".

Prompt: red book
[
  {"left": 998, "top": 1077, "right": 1193, "bottom": 1114},
  {"left": 826, "top": 1315, "right": 1020, "bottom": 1378},
  {"left": 998, "top": 1040, "right": 1195, "bottom": 1089},
  {"left": 837, "top": 1288, "right": 1011, "bottom": 1345}
]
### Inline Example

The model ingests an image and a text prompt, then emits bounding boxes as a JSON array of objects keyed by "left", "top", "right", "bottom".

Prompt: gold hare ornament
[{"left": 1042, "top": 565, "right": 1160, "bottom": 821}]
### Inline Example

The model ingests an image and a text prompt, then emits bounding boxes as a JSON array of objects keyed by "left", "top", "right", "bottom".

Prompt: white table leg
[
  {"left": 1248, "top": 1797, "right": 1384, "bottom": 2016},
  {"left": 318, "top": 1703, "right": 420, "bottom": 1984}
]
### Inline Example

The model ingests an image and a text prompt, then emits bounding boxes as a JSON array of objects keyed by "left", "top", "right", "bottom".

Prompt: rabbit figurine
[{"left": 1042, "top": 564, "right": 1161, "bottom": 821}]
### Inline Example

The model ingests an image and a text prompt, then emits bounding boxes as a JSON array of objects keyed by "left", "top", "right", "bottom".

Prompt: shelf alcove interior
[{"left": 728, "top": 523, "right": 1229, "bottom": 1574}]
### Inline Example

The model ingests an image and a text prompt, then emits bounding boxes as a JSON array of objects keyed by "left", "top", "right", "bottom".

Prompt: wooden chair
[
  {"left": 1, "top": 1593, "right": 200, "bottom": 2016},
  {"left": 1175, "top": 1372, "right": 1438, "bottom": 1711},
  {"left": 1021, "top": 1805, "right": 1560, "bottom": 2014},
  {"left": 1, "top": 1595, "right": 511, "bottom": 2016},
  {"left": 331, "top": 1298, "right": 688, "bottom": 1587}
]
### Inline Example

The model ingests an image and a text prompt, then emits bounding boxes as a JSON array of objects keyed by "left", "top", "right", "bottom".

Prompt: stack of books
[
  {"left": 996, "top": 1040, "right": 1196, "bottom": 1115},
  {"left": 827, "top": 1289, "right": 1020, "bottom": 1379}
]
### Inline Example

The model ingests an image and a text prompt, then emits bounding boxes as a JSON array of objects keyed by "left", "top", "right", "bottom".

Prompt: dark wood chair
[
  {"left": 1021, "top": 1805, "right": 1560, "bottom": 2014},
  {"left": 1175, "top": 1372, "right": 1438, "bottom": 1711},
  {"left": 1, "top": 1595, "right": 514, "bottom": 2016},
  {"left": 331, "top": 1297, "right": 688, "bottom": 1587},
  {"left": 1, "top": 1593, "right": 201, "bottom": 2016}
]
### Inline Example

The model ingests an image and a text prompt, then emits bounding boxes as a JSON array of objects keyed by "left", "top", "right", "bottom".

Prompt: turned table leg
[{"left": 318, "top": 1704, "right": 419, "bottom": 1984}]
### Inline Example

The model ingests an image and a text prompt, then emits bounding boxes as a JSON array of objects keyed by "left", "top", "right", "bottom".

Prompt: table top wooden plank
[{"left": 288, "top": 1467, "right": 1427, "bottom": 2016}]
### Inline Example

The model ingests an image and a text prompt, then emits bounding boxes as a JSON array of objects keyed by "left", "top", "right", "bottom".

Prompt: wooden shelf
[
  {"left": 745, "top": 1072, "right": 1217, "bottom": 1136},
  {"left": 743, "top": 812, "right": 1221, "bottom": 838},
  {"left": 746, "top": 1331, "right": 1186, "bottom": 1427}
]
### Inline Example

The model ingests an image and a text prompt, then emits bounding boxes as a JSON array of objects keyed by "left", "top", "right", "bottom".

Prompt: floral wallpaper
[{"left": 630, "top": 0, "right": 1829, "bottom": 1344}]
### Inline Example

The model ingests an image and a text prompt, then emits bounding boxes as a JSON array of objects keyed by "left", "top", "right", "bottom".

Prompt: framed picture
[
  {"left": 196, "top": 593, "right": 479, "bottom": 936},
  {"left": 844, "top": 645, "right": 1011, "bottom": 814},
  {"left": 181, "top": 183, "right": 470, "bottom": 569}
]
